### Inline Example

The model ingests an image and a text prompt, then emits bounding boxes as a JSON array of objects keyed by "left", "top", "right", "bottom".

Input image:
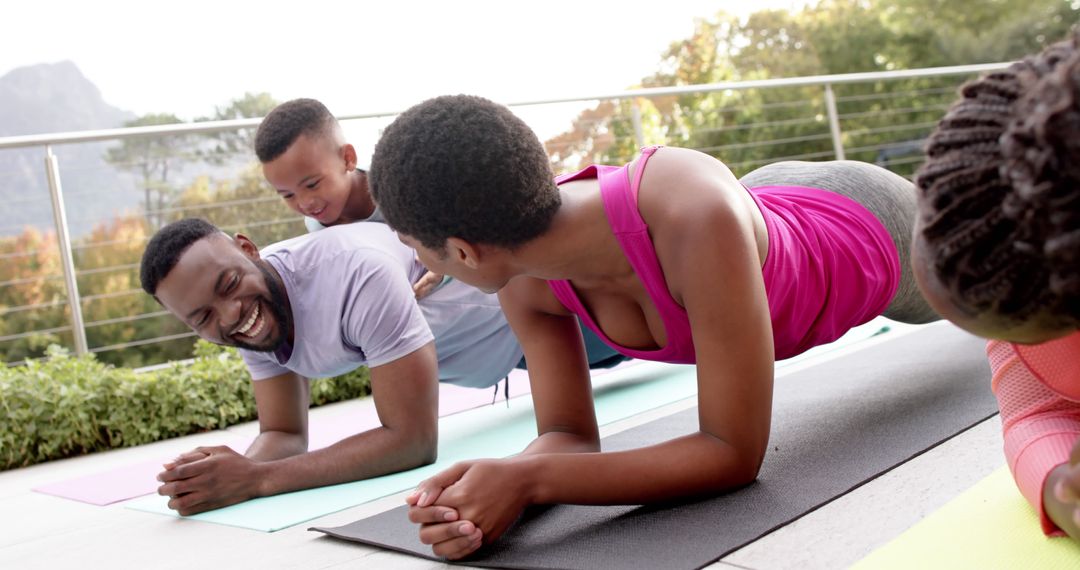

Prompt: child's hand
[
  {"left": 1044, "top": 438, "right": 1080, "bottom": 540},
  {"left": 413, "top": 271, "right": 445, "bottom": 299},
  {"left": 406, "top": 458, "right": 533, "bottom": 559}
]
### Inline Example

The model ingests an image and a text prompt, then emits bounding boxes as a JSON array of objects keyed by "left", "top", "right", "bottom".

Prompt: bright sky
[{"left": 1, "top": 1, "right": 811, "bottom": 115}]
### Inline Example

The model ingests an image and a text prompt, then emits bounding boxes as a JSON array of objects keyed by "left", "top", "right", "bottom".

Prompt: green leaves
[{"left": 0, "top": 340, "right": 370, "bottom": 471}]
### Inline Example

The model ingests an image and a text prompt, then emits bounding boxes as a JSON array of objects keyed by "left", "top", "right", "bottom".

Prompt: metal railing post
[
  {"left": 630, "top": 99, "right": 646, "bottom": 149},
  {"left": 44, "top": 146, "right": 88, "bottom": 355},
  {"left": 823, "top": 83, "right": 845, "bottom": 160}
]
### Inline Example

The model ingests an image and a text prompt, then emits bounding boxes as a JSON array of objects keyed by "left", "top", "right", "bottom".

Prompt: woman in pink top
[
  {"left": 912, "top": 35, "right": 1080, "bottom": 541},
  {"left": 368, "top": 95, "right": 936, "bottom": 558}
]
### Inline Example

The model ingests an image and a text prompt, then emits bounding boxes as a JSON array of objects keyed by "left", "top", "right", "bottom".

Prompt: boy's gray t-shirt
[
  {"left": 239, "top": 224, "right": 522, "bottom": 388},
  {"left": 304, "top": 205, "right": 384, "bottom": 233}
]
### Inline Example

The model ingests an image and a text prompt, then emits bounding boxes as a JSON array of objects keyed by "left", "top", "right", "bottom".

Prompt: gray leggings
[{"left": 739, "top": 160, "right": 938, "bottom": 324}]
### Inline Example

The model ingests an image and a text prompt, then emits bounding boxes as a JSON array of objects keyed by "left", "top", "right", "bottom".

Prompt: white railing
[{"left": 0, "top": 62, "right": 1010, "bottom": 366}]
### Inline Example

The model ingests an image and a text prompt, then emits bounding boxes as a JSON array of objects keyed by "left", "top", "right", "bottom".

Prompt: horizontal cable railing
[
  {"left": 0, "top": 61, "right": 1010, "bottom": 368},
  {"left": 88, "top": 331, "right": 198, "bottom": 354},
  {"left": 838, "top": 103, "right": 951, "bottom": 121},
  {"left": 696, "top": 132, "right": 834, "bottom": 154},
  {"left": 835, "top": 85, "right": 957, "bottom": 104},
  {"left": 726, "top": 150, "right": 839, "bottom": 171}
]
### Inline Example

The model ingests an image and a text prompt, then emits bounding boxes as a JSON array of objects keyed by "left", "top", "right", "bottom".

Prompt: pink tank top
[{"left": 547, "top": 146, "right": 900, "bottom": 363}]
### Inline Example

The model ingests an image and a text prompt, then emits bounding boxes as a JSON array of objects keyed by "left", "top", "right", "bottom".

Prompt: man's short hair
[
  {"left": 254, "top": 98, "right": 338, "bottom": 163},
  {"left": 369, "top": 94, "right": 560, "bottom": 251},
  {"left": 140, "top": 218, "right": 220, "bottom": 296}
]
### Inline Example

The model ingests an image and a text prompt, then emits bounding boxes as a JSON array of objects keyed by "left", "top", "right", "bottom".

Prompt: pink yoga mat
[
  {"left": 32, "top": 438, "right": 251, "bottom": 506},
  {"left": 32, "top": 368, "right": 543, "bottom": 506}
]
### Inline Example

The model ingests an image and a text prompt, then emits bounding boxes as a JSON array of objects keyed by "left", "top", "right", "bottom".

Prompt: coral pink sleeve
[{"left": 989, "top": 338, "right": 1080, "bottom": 536}]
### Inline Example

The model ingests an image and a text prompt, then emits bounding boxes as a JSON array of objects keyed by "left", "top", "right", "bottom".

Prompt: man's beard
[{"left": 231, "top": 263, "right": 293, "bottom": 353}]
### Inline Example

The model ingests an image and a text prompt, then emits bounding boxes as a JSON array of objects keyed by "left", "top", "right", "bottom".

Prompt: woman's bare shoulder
[
  {"left": 499, "top": 275, "right": 574, "bottom": 317},
  {"left": 635, "top": 147, "right": 753, "bottom": 233}
]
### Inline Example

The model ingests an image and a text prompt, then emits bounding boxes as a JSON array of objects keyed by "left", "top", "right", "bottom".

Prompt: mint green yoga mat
[
  {"left": 123, "top": 318, "right": 894, "bottom": 532},
  {"left": 124, "top": 361, "right": 698, "bottom": 531}
]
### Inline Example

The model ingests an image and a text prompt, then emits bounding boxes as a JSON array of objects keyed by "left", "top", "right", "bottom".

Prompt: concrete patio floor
[{"left": 0, "top": 326, "right": 1007, "bottom": 570}]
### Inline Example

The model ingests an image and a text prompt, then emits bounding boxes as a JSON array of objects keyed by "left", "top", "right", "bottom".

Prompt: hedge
[{"left": 0, "top": 341, "right": 371, "bottom": 471}]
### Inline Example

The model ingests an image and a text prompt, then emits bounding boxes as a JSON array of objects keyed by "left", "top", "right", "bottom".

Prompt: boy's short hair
[
  {"left": 140, "top": 218, "right": 221, "bottom": 297},
  {"left": 255, "top": 98, "right": 338, "bottom": 163},
  {"left": 369, "top": 94, "right": 560, "bottom": 251}
]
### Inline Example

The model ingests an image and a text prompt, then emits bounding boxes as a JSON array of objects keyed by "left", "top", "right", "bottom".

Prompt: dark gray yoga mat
[{"left": 312, "top": 323, "right": 997, "bottom": 570}]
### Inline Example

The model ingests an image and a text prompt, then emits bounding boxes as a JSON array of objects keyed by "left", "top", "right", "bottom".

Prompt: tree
[
  {"left": 0, "top": 228, "right": 67, "bottom": 364},
  {"left": 9, "top": 94, "right": 295, "bottom": 366},
  {"left": 196, "top": 92, "right": 279, "bottom": 165},
  {"left": 104, "top": 113, "right": 193, "bottom": 230},
  {"left": 881, "top": 0, "right": 1080, "bottom": 68},
  {"left": 543, "top": 0, "right": 1079, "bottom": 177}
]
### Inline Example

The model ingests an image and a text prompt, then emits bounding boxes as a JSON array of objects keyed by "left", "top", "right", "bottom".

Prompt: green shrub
[{"left": 0, "top": 341, "right": 370, "bottom": 471}]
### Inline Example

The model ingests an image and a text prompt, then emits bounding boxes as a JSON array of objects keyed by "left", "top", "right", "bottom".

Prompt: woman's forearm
[{"left": 520, "top": 431, "right": 762, "bottom": 506}]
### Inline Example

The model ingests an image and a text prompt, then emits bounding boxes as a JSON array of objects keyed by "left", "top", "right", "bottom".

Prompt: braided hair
[{"left": 915, "top": 34, "right": 1080, "bottom": 329}]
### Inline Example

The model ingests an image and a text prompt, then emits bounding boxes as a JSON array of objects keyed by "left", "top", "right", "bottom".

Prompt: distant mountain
[
  {"left": 0, "top": 61, "right": 139, "bottom": 237},
  {"left": 0, "top": 61, "right": 132, "bottom": 137}
]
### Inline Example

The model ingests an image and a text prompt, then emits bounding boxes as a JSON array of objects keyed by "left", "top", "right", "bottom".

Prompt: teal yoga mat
[
  {"left": 124, "top": 360, "right": 697, "bottom": 531},
  {"left": 124, "top": 318, "right": 895, "bottom": 532}
]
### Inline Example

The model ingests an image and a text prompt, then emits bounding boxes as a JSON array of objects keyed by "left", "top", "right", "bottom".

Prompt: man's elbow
[
  {"left": 400, "top": 423, "right": 439, "bottom": 467},
  {"left": 415, "top": 431, "right": 438, "bottom": 466}
]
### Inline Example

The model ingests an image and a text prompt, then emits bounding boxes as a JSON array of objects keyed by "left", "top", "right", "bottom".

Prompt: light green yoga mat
[
  {"left": 124, "top": 317, "right": 895, "bottom": 532},
  {"left": 854, "top": 467, "right": 1080, "bottom": 570},
  {"left": 124, "top": 360, "right": 699, "bottom": 531}
]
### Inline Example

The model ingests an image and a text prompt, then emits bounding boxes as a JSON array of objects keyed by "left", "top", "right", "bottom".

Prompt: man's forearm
[{"left": 255, "top": 425, "right": 437, "bottom": 497}]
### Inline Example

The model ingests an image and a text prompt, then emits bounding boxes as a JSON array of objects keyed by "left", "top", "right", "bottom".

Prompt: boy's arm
[
  {"left": 413, "top": 271, "right": 447, "bottom": 299},
  {"left": 157, "top": 343, "right": 439, "bottom": 515}
]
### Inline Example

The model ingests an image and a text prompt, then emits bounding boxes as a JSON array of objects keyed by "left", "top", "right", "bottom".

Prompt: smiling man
[
  {"left": 138, "top": 218, "right": 527, "bottom": 515},
  {"left": 140, "top": 217, "right": 627, "bottom": 514}
]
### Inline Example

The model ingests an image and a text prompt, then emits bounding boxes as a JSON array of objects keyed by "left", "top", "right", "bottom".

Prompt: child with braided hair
[{"left": 911, "top": 34, "right": 1080, "bottom": 541}]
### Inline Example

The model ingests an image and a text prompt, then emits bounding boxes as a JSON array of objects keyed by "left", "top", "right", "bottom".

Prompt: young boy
[
  {"left": 256, "top": 98, "right": 379, "bottom": 229},
  {"left": 255, "top": 98, "right": 445, "bottom": 296},
  {"left": 254, "top": 98, "right": 629, "bottom": 363}
]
